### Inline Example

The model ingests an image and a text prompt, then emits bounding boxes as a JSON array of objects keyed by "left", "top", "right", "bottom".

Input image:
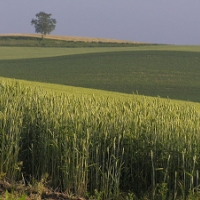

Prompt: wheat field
[{"left": 0, "top": 33, "right": 137, "bottom": 44}]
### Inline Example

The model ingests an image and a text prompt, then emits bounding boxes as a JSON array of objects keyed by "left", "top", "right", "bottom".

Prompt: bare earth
[{"left": 0, "top": 179, "right": 85, "bottom": 200}]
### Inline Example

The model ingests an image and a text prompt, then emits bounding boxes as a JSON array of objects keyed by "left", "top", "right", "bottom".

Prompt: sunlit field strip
[
  {"left": 1, "top": 45, "right": 200, "bottom": 60},
  {"left": 1, "top": 76, "right": 200, "bottom": 112},
  {"left": 0, "top": 33, "right": 135, "bottom": 43}
]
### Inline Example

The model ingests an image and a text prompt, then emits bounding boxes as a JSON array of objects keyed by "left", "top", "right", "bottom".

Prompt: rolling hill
[
  {"left": 0, "top": 34, "right": 200, "bottom": 199},
  {"left": 0, "top": 43, "right": 200, "bottom": 102}
]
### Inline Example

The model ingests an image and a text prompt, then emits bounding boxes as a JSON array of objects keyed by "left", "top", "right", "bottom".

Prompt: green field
[
  {"left": 0, "top": 79, "right": 200, "bottom": 200},
  {"left": 0, "top": 47, "right": 200, "bottom": 102},
  {"left": 1, "top": 45, "right": 200, "bottom": 60},
  {"left": 1, "top": 37, "right": 200, "bottom": 199}
]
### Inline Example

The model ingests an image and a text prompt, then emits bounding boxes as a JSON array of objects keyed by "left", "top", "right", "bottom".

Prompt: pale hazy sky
[{"left": 1, "top": 0, "right": 200, "bottom": 45}]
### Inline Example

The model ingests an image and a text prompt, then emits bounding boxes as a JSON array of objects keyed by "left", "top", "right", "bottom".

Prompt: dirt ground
[{"left": 0, "top": 180, "right": 86, "bottom": 200}]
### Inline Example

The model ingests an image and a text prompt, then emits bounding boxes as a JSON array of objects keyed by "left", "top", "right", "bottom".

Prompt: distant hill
[
  {"left": 0, "top": 33, "right": 139, "bottom": 43},
  {"left": 0, "top": 33, "right": 153, "bottom": 47}
]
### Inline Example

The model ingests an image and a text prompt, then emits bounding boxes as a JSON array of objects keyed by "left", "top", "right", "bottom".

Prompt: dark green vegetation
[
  {"left": 31, "top": 12, "right": 56, "bottom": 36},
  {"left": 0, "top": 50, "right": 199, "bottom": 102},
  {"left": 0, "top": 36, "right": 152, "bottom": 47},
  {"left": 1, "top": 80, "right": 200, "bottom": 200}
]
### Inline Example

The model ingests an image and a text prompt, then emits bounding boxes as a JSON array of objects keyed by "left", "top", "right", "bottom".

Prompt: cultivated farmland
[
  {"left": 0, "top": 48, "right": 200, "bottom": 102},
  {"left": 0, "top": 35, "right": 200, "bottom": 199},
  {"left": 0, "top": 79, "right": 200, "bottom": 200}
]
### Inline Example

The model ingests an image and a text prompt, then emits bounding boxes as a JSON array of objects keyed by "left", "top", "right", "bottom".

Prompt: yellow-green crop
[{"left": 0, "top": 79, "right": 200, "bottom": 199}]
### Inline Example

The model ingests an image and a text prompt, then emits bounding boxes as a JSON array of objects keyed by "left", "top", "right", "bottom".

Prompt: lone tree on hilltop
[{"left": 31, "top": 12, "right": 56, "bottom": 37}]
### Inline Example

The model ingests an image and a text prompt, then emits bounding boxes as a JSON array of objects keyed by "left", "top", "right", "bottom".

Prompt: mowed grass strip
[{"left": 0, "top": 50, "right": 200, "bottom": 102}]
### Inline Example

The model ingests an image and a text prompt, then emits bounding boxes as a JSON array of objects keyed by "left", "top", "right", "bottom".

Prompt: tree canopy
[{"left": 31, "top": 12, "right": 56, "bottom": 36}]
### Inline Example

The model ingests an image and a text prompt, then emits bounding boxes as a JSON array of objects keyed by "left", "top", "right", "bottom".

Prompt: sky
[{"left": 1, "top": 0, "right": 200, "bottom": 45}]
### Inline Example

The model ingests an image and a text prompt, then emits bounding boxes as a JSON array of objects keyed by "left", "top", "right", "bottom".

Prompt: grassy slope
[
  {"left": 0, "top": 35, "right": 200, "bottom": 102},
  {"left": 0, "top": 46, "right": 151, "bottom": 60},
  {"left": 1, "top": 45, "right": 200, "bottom": 60},
  {"left": 0, "top": 50, "right": 200, "bottom": 102}
]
